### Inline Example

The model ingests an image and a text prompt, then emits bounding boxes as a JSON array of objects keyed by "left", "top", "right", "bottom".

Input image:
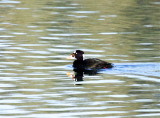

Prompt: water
[{"left": 0, "top": 0, "right": 160, "bottom": 118}]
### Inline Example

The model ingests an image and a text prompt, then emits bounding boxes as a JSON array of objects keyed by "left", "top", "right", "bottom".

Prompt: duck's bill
[{"left": 67, "top": 54, "right": 75, "bottom": 59}]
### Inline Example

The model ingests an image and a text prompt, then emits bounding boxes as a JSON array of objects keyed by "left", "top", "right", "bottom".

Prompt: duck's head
[{"left": 71, "top": 50, "right": 84, "bottom": 60}]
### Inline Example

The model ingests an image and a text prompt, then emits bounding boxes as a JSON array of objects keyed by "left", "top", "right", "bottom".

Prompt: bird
[{"left": 70, "top": 50, "right": 113, "bottom": 70}]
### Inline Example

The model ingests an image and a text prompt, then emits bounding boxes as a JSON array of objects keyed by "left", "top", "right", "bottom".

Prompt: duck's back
[{"left": 84, "top": 58, "right": 113, "bottom": 69}]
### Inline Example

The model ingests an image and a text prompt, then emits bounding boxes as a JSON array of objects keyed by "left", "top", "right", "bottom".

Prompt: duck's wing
[{"left": 84, "top": 58, "right": 113, "bottom": 69}]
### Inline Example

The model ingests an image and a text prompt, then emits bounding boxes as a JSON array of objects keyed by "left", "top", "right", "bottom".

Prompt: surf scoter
[{"left": 70, "top": 50, "right": 113, "bottom": 69}]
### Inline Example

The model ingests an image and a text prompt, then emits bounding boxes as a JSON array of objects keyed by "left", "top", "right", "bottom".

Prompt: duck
[{"left": 70, "top": 50, "right": 113, "bottom": 69}]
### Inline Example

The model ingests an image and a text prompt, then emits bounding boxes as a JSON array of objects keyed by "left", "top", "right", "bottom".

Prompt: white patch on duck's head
[{"left": 67, "top": 50, "right": 85, "bottom": 60}]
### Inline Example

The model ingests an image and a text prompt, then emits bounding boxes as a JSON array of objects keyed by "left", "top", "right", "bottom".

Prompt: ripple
[
  {"left": 134, "top": 109, "right": 160, "bottom": 112},
  {"left": 36, "top": 106, "right": 123, "bottom": 112},
  {"left": 0, "top": 5, "right": 15, "bottom": 7},
  {"left": 23, "top": 110, "right": 127, "bottom": 118},
  {"left": 24, "top": 72, "right": 49, "bottom": 76},
  {"left": 49, "top": 33, "right": 92, "bottom": 36},
  {"left": 46, "top": 28, "right": 62, "bottom": 31},
  {"left": 0, "top": 62, "right": 21, "bottom": 65},
  {"left": 0, "top": 35, "right": 15, "bottom": 38},
  {"left": 131, "top": 99, "right": 153, "bottom": 103},
  {"left": 0, "top": 44, "right": 11, "bottom": 48},
  {"left": 48, "top": 60, "right": 71, "bottom": 62},
  {"left": 22, "top": 56, "right": 48, "bottom": 58},
  {"left": 138, "top": 43, "right": 154, "bottom": 45},
  {"left": 54, "top": 45, "right": 75, "bottom": 48},
  {"left": 27, "top": 50, "right": 51, "bottom": 54},
  {"left": 82, "top": 38, "right": 103, "bottom": 41},
  {"left": 0, "top": 105, "right": 16, "bottom": 109},
  {"left": 0, "top": 72, "right": 18, "bottom": 76},
  {"left": 18, "top": 44, "right": 49, "bottom": 46},
  {"left": 39, "top": 37, "right": 62, "bottom": 40},
  {"left": 73, "top": 11, "right": 99, "bottom": 14},
  {"left": 0, "top": 84, "right": 15, "bottom": 87},
  {"left": 17, "top": 89, "right": 43, "bottom": 92},
  {"left": 37, "top": 21, "right": 58, "bottom": 24},
  {"left": 0, "top": 109, "right": 30, "bottom": 115},
  {"left": 0, "top": 51, "right": 21, "bottom": 54},
  {"left": 106, "top": 95, "right": 130, "bottom": 98},
  {"left": 30, "top": 29, "right": 43, "bottom": 32},
  {"left": 135, "top": 48, "right": 154, "bottom": 50},
  {"left": 152, "top": 2, "right": 160, "bottom": 4},
  {"left": 44, "top": 6, "right": 76, "bottom": 9},
  {"left": 74, "top": 80, "right": 124, "bottom": 84},
  {"left": 0, "top": 28, "right": 6, "bottom": 31},
  {"left": 82, "top": 49, "right": 104, "bottom": 52},
  {"left": 103, "top": 63, "right": 160, "bottom": 78},
  {"left": 121, "top": 75, "right": 160, "bottom": 83},
  {"left": 0, "top": 0, "right": 21, "bottom": 4},
  {"left": 100, "top": 15, "right": 117, "bottom": 18},
  {"left": 47, "top": 48, "right": 72, "bottom": 52},
  {"left": 15, "top": 7, "right": 30, "bottom": 10},
  {"left": 68, "top": 14, "right": 88, "bottom": 18},
  {"left": 7, "top": 47, "right": 30, "bottom": 50},
  {"left": 11, "top": 32, "right": 27, "bottom": 35},
  {"left": 134, "top": 113, "right": 160, "bottom": 117},
  {"left": 25, "top": 66, "right": 61, "bottom": 70},
  {"left": 99, "top": 32, "right": 136, "bottom": 35},
  {"left": 99, "top": 32, "right": 118, "bottom": 35},
  {"left": 0, "top": 40, "right": 11, "bottom": 42}
]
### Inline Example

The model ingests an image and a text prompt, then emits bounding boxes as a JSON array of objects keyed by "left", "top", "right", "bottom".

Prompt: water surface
[{"left": 0, "top": 0, "right": 160, "bottom": 118}]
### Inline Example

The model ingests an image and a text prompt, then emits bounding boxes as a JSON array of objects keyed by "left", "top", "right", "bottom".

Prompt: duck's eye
[{"left": 71, "top": 53, "right": 75, "bottom": 57}]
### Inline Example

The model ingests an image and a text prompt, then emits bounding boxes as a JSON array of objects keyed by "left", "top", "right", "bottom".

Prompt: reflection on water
[{"left": 0, "top": 0, "right": 160, "bottom": 118}]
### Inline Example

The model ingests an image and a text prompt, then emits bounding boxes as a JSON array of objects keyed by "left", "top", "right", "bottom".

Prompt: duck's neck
[
  {"left": 76, "top": 55, "right": 83, "bottom": 60},
  {"left": 76, "top": 57, "right": 83, "bottom": 60}
]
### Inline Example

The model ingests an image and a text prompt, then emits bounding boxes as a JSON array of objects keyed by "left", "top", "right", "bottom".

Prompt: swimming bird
[{"left": 70, "top": 50, "right": 113, "bottom": 69}]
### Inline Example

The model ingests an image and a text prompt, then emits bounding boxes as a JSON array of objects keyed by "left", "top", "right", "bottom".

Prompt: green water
[{"left": 0, "top": 0, "right": 160, "bottom": 118}]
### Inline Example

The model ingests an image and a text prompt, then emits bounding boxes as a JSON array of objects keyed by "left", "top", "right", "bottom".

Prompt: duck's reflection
[{"left": 67, "top": 69, "right": 99, "bottom": 82}]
